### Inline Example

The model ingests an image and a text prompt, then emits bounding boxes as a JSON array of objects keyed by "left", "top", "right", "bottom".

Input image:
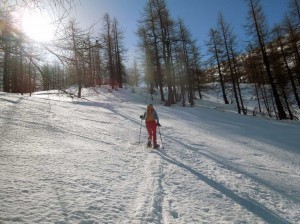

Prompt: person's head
[{"left": 147, "top": 104, "right": 154, "bottom": 111}]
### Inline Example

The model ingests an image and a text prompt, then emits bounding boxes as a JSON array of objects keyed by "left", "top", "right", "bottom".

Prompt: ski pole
[
  {"left": 138, "top": 119, "right": 143, "bottom": 145},
  {"left": 158, "top": 126, "right": 164, "bottom": 149}
]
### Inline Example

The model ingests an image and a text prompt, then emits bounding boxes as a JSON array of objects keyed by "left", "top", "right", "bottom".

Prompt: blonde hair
[{"left": 147, "top": 104, "right": 154, "bottom": 110}]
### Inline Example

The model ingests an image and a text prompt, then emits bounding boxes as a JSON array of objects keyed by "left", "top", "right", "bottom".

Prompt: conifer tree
[{"left": 246, "top": 0, "right": 287, "bottom": 119}]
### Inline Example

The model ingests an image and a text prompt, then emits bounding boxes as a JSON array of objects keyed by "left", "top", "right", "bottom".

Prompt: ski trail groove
[{"left": 127, "top": 151, "right": 165, "bottom": 223}]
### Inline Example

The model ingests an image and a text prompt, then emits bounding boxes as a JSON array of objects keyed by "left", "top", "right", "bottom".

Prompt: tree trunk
[{"left": 249, "top": 0, "right": 287, "bottom": 119}]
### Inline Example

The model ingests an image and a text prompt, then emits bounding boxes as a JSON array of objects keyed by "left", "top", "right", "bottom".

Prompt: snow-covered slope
[{"left": 0, "top": 87, "right": 299, "bottom": 223}]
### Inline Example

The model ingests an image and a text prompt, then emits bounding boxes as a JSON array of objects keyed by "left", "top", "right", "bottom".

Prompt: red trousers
[{"left": 146, "top": 120, "right": 157, "bottom": 145}]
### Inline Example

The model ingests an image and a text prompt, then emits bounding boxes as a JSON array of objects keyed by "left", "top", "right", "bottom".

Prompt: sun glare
[{"left": 22, "top": 10, "right": 56, "bottom": 43}]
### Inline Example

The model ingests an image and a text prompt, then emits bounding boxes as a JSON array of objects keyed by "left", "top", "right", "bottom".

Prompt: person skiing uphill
[{"left": 140, "top": 104, "right": 161, "bottom": 149}]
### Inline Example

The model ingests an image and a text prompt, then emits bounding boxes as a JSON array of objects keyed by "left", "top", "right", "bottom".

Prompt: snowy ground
[{"left": 0, "top": 86, "right": 300, "bottom": 224}]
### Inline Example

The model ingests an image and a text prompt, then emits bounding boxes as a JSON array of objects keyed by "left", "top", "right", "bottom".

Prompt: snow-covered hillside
[{"left": 0, "top": 87, "right": 300, "bottom": 224}]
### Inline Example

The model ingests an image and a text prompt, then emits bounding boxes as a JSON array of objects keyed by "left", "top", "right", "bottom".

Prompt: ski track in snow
[{"left": 0, "top": 88, "right": 300, "bottom": 224}]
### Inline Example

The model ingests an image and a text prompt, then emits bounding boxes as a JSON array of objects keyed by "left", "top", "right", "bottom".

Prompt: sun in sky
[{"left": 21, "top": 9, "right": 56, "bottom": 43}]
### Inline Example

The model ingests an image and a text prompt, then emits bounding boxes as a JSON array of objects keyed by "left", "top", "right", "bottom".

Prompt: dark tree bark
[
  {"left": 247, "top": 0, "right": 287, "bottom": 119},
  {"left": 207, "top": 28, "right": 229, "bottom": 104}
]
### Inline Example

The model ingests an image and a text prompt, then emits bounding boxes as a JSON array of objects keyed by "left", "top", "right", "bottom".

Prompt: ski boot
[
  {"left": 153, "top": 144, "right": 160, "bottom": 149},
  {"left": 146, "top": 140, "right": 152, "bottom": 148}
]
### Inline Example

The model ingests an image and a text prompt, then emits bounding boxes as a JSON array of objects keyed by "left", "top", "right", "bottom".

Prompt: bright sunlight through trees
[{"left": 21, "top": 9, "right": 55, "bottom": 42}]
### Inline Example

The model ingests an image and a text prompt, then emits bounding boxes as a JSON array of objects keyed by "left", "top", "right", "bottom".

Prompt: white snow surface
[{"left": 0, "top": 86, "right": 300, "bottom": 224}]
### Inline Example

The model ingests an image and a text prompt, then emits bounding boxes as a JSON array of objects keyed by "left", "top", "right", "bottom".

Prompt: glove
[{"left": 157, "top": 122, "right": 161, "bottom": 127}]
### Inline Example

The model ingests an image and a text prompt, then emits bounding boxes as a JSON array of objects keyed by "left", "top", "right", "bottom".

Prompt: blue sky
[{"left": 73, "top": 0, "right": 289, "bottom": 64}]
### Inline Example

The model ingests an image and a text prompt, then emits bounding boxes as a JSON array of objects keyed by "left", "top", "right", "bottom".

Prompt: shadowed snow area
[{"left": 0, "top": 87, "right": 300, "bottom": 223}]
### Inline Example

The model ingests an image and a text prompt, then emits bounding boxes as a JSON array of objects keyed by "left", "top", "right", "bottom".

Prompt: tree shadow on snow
[
  {"left": 154, "top": 150, "right": 291, "bottom": 224},
  {"left": 165, "top": 135, "right": 300, "bottom": 205}
]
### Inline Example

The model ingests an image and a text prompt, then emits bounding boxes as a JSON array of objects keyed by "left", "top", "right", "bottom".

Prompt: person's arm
[
  {"left": 154, "top": 110, "right": 161, "bottom": 126},
  {"left": 140, "top": 112, "right": 146, "bottom": 120}
]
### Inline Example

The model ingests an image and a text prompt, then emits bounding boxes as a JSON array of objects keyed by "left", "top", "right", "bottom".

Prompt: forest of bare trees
[
  {"left": 0, "top": 0, "right": 126, "bottom": 98},
  {"left": 1, "top": 0, "right": 300, "bottom": 120},
  {"left": 205, "top": 0, "right": 300, "bottom": 120},
  {"left": 137, "top": 0, "right": 201, "bottom": 107}
]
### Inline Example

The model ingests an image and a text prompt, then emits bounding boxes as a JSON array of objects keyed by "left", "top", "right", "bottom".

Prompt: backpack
[{"left": 145, "top": 104, "right": 155, "bottom": 121}]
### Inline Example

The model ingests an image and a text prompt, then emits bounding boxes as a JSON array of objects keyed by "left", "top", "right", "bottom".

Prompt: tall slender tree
[
  {"left": 102, "top": 13, "right": 115, "bottom": 89},
  {"left": 152, "top": 0, "right": 175, "bottom": 105},
  {"left": 273, "top": 24, "right": 300, "bottom": 109},
  {"left": 112, "top": 18, "right": 126, "bottom": 88},
  {"left": 246, "top": 0, "right": 287, "bottom": 119},
  {"left": 218, "top": 13, "right": 243, "bottom": 113},
  {"left": 283, "top": 16, "right": 300, "bottom": 86},
  {"left": 178, "top": 18, "right": 194, "bottom": 106},
  {"left": 206, "top": 28, "right": 229, "bottom": 104}
]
